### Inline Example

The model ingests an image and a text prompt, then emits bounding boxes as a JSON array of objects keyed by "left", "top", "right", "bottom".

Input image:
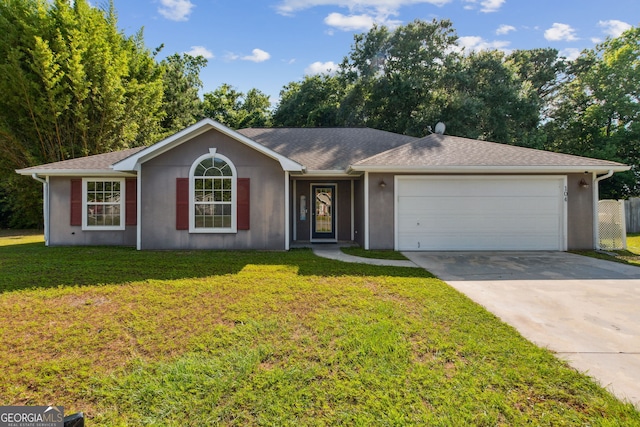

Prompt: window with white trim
[
  {"left": 189, "top": 150, "right": 237, "bottom": 233},
  {"left": 82, "top": 178, "right": 125, "bottom": 230}
]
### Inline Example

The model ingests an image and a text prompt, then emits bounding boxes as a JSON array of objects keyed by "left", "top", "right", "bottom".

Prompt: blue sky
[{"left": 112, "top": 0, "right": 639, "bottom": 103}]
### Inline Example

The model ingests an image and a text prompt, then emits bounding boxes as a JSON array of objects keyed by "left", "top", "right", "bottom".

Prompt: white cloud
[
  {"left": 277, "top": 0, "right": 450, "bottom": 32},
  {"left": 324, "top": 12, "right": 401, "bottom": 31},
  {"left": 479, "top": 0, "right": 505, "bottom": 12},
  {"left": 325, "top": 13, "right": 375, "bottom": 31},
  {"left": 496, "top": 24, "right": 515, "bottom": 35},
  {"left": 305, "top": 61, "right": 339, "bottom": 75},
  {"left": 457, "top": 36, "right": 510, "bottom": 52},
  {"left": 544, "top": 23, "right": 578, "bottom": 42},
  {"left": 463, "top": 0, "right": 505, "bottom": 13},
  {"left": 224, "top": 52, "right": 240, "bottom": 61},
  {"left": 185, "top": 46, "right": 214, "bottom": 59},
  {"left": 598, "top": 20, "right": 632, "bottom": 38},
  {"left": 158, "top": 0, "right": 194, "bottom": 22},
  {"left": 560, "top": 48, "right": 581, "bottom": 61},
  {"left": 242, "top": 49, "right": 271, "bottom": 63},
  {"left": 276, "top": 0, "right": 452, "bottom": 16}
]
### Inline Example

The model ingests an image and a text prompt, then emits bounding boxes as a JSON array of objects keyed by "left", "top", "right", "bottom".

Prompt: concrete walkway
[{"left": 310, "top": 244, "right": 418, "bottom": 268}]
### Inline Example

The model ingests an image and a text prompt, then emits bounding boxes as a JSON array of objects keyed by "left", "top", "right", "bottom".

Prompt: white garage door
[{"left": 396, "top": 176, "right": 566, "bottom": 251}]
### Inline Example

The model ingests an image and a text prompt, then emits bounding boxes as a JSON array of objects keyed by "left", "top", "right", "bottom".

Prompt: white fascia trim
[
  {"left": 349, "top": 165, "right": 630, "bottom": 174},
  {"left": 16, "top": 169, "right": 136, "bottom": 177},
  {"left": 113, "top": 118, "right": 304, "bottom": 173},
  {"left": 114, "top": 125, "right": 211, "bottom": 171},
  {"left": 302, "top": 170, "right": 351, "bottom": 177}
]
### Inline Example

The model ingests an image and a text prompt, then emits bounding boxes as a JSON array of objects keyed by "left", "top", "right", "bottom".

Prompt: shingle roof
[
  {"left": 17, "top": 147, "right": 145, "bottom": 174},
  {"left": 16, "top": 125, "right": 627, "bottom": 176},
  {"left": 237, "top": 128, "right": 417, "bottom": 170},
  {"left": 352, "top": 134, "right": 627, "bottom": 170}
]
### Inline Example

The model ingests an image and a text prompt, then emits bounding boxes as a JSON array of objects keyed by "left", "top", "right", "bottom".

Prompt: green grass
[
  {"left": 1, "top": 235, "right": 639, "bottom": 426},
  {"left": 628, "top": 233, "right": 640, "bottom": 250},
  {"left": 573, "top": 233, "right": 640, "bottom": 266}
]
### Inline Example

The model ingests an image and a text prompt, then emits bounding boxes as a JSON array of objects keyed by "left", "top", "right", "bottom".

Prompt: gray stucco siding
[
  {"left": 47, "top": 176, "right": 136, "bottom": 247},
  {"left": 353, "top": 179, "right": 365, "bottom": 247},
  {"left": 367, "top": 173, "right": 396, "bottom": 250},
  {"left": 566, "top": 173, "right": 595, "bottom": 249},
  {"left": 139, "top": 128, "right": 286, "bottom": 250}
]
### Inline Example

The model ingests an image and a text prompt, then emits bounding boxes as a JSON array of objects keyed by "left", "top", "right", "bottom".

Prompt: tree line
[
  {"left": 272, "top": 20, "right": 640, "bottom": 199},
  {"left": 0, "top": 0, "right": 638, "bottom": 227}
]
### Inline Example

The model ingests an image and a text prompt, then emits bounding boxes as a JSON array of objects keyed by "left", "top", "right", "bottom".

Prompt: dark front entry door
[{"left": 311, "top": 184, "right": 336, "bottom": 240}]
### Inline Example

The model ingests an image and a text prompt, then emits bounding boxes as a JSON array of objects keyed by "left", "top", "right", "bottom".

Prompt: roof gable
[{"left": 113, "top": 119, "right": 303, "bottom": 172}]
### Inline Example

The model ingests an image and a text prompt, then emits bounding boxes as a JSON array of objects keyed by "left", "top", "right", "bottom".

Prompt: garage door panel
[
  {"left": 398, "top": 232, "right": 561, "bottom": 251},
  {"left": 399, "top": 214, "right": 560, "bottom": 230},
  {"left": 398, "top": 179, "right": 558, "bottom": 198},
  {"left": 399, "top": 196, "right": 559, "bottom": 215},
  {"left": 396, "top": 176, "right": 566, "bottom": 251}
]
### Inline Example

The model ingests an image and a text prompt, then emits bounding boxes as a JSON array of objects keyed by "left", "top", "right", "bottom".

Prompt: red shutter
[
  {"left": 125, "top": 178, "right": 137, "bottom": 226},
  {"left": 237, "top": 178, "right": 250, "bottom": 230},
  {"left": 70, "top": 179, "right": 82, "bottom": 226},
  {"left": 176, "top": 178, "right": 189, "bottom": 230}
]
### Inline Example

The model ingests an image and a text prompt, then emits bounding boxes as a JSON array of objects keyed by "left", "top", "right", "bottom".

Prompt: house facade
[{"left": 17, "top": 119, "right": 629, "bottom": 251}]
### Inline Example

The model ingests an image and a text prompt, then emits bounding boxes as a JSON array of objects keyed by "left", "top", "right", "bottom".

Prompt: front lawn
[{"left": 1, "top": 234, "right": 638, "bottom": 425}]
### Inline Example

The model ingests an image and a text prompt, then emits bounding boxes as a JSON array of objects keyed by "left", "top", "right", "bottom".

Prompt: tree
[
  {"left": 272, "top": 19, "right": 460, "bottom": 133},
  {"left": 160, "top": 53, "right": 207, "bottom": 134},
  {"left": 272, "top": 75, "right": 343, "bottom": 127},
  {"left": 506, "top": 48, "right": 566, "bottom": 118},
  {"left": 339, "top": 19, "right": 459, "bottom": 135},
  {"left": 544, "top": 27, "right": 640, "bottom": 198},
  {"left": 241, "top": 88, "right": 272, "bottom": 128},
  {"left": 0, "top": 0, "right": 165, "bottom": 227},
  {"left": 442, "top": 50, "right": 545, "bottom": 147},
  {"left": 203, "top": 84, "right": 271, "bottom": 129}
]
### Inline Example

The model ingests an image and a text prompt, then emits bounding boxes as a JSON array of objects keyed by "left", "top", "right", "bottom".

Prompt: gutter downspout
[
  {"left": 593, "top": 170, "right": 614, "bottom": 250},
  {"left": 364, "top": 172, "right": 369, "bottom": 250},
  {"left": 31, "top": 173, "right": 49, "bottom": 246},
  {"left": 285, "top": 171, "right": 290, "bottom": 251}
]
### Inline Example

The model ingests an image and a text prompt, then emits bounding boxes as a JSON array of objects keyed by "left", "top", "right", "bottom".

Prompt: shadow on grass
[{"left": 0, "top": 243, "right": 432, "bottom": 293}]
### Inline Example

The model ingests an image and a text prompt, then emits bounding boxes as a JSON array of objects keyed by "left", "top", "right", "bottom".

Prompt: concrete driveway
[{"left": 403, "top": 251, "right": 640, "bottom": 408}]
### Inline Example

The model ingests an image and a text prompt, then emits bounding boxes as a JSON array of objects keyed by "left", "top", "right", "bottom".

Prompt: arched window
[{"left": 189, "top": 150, "right": 237, "bottom": 233}]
